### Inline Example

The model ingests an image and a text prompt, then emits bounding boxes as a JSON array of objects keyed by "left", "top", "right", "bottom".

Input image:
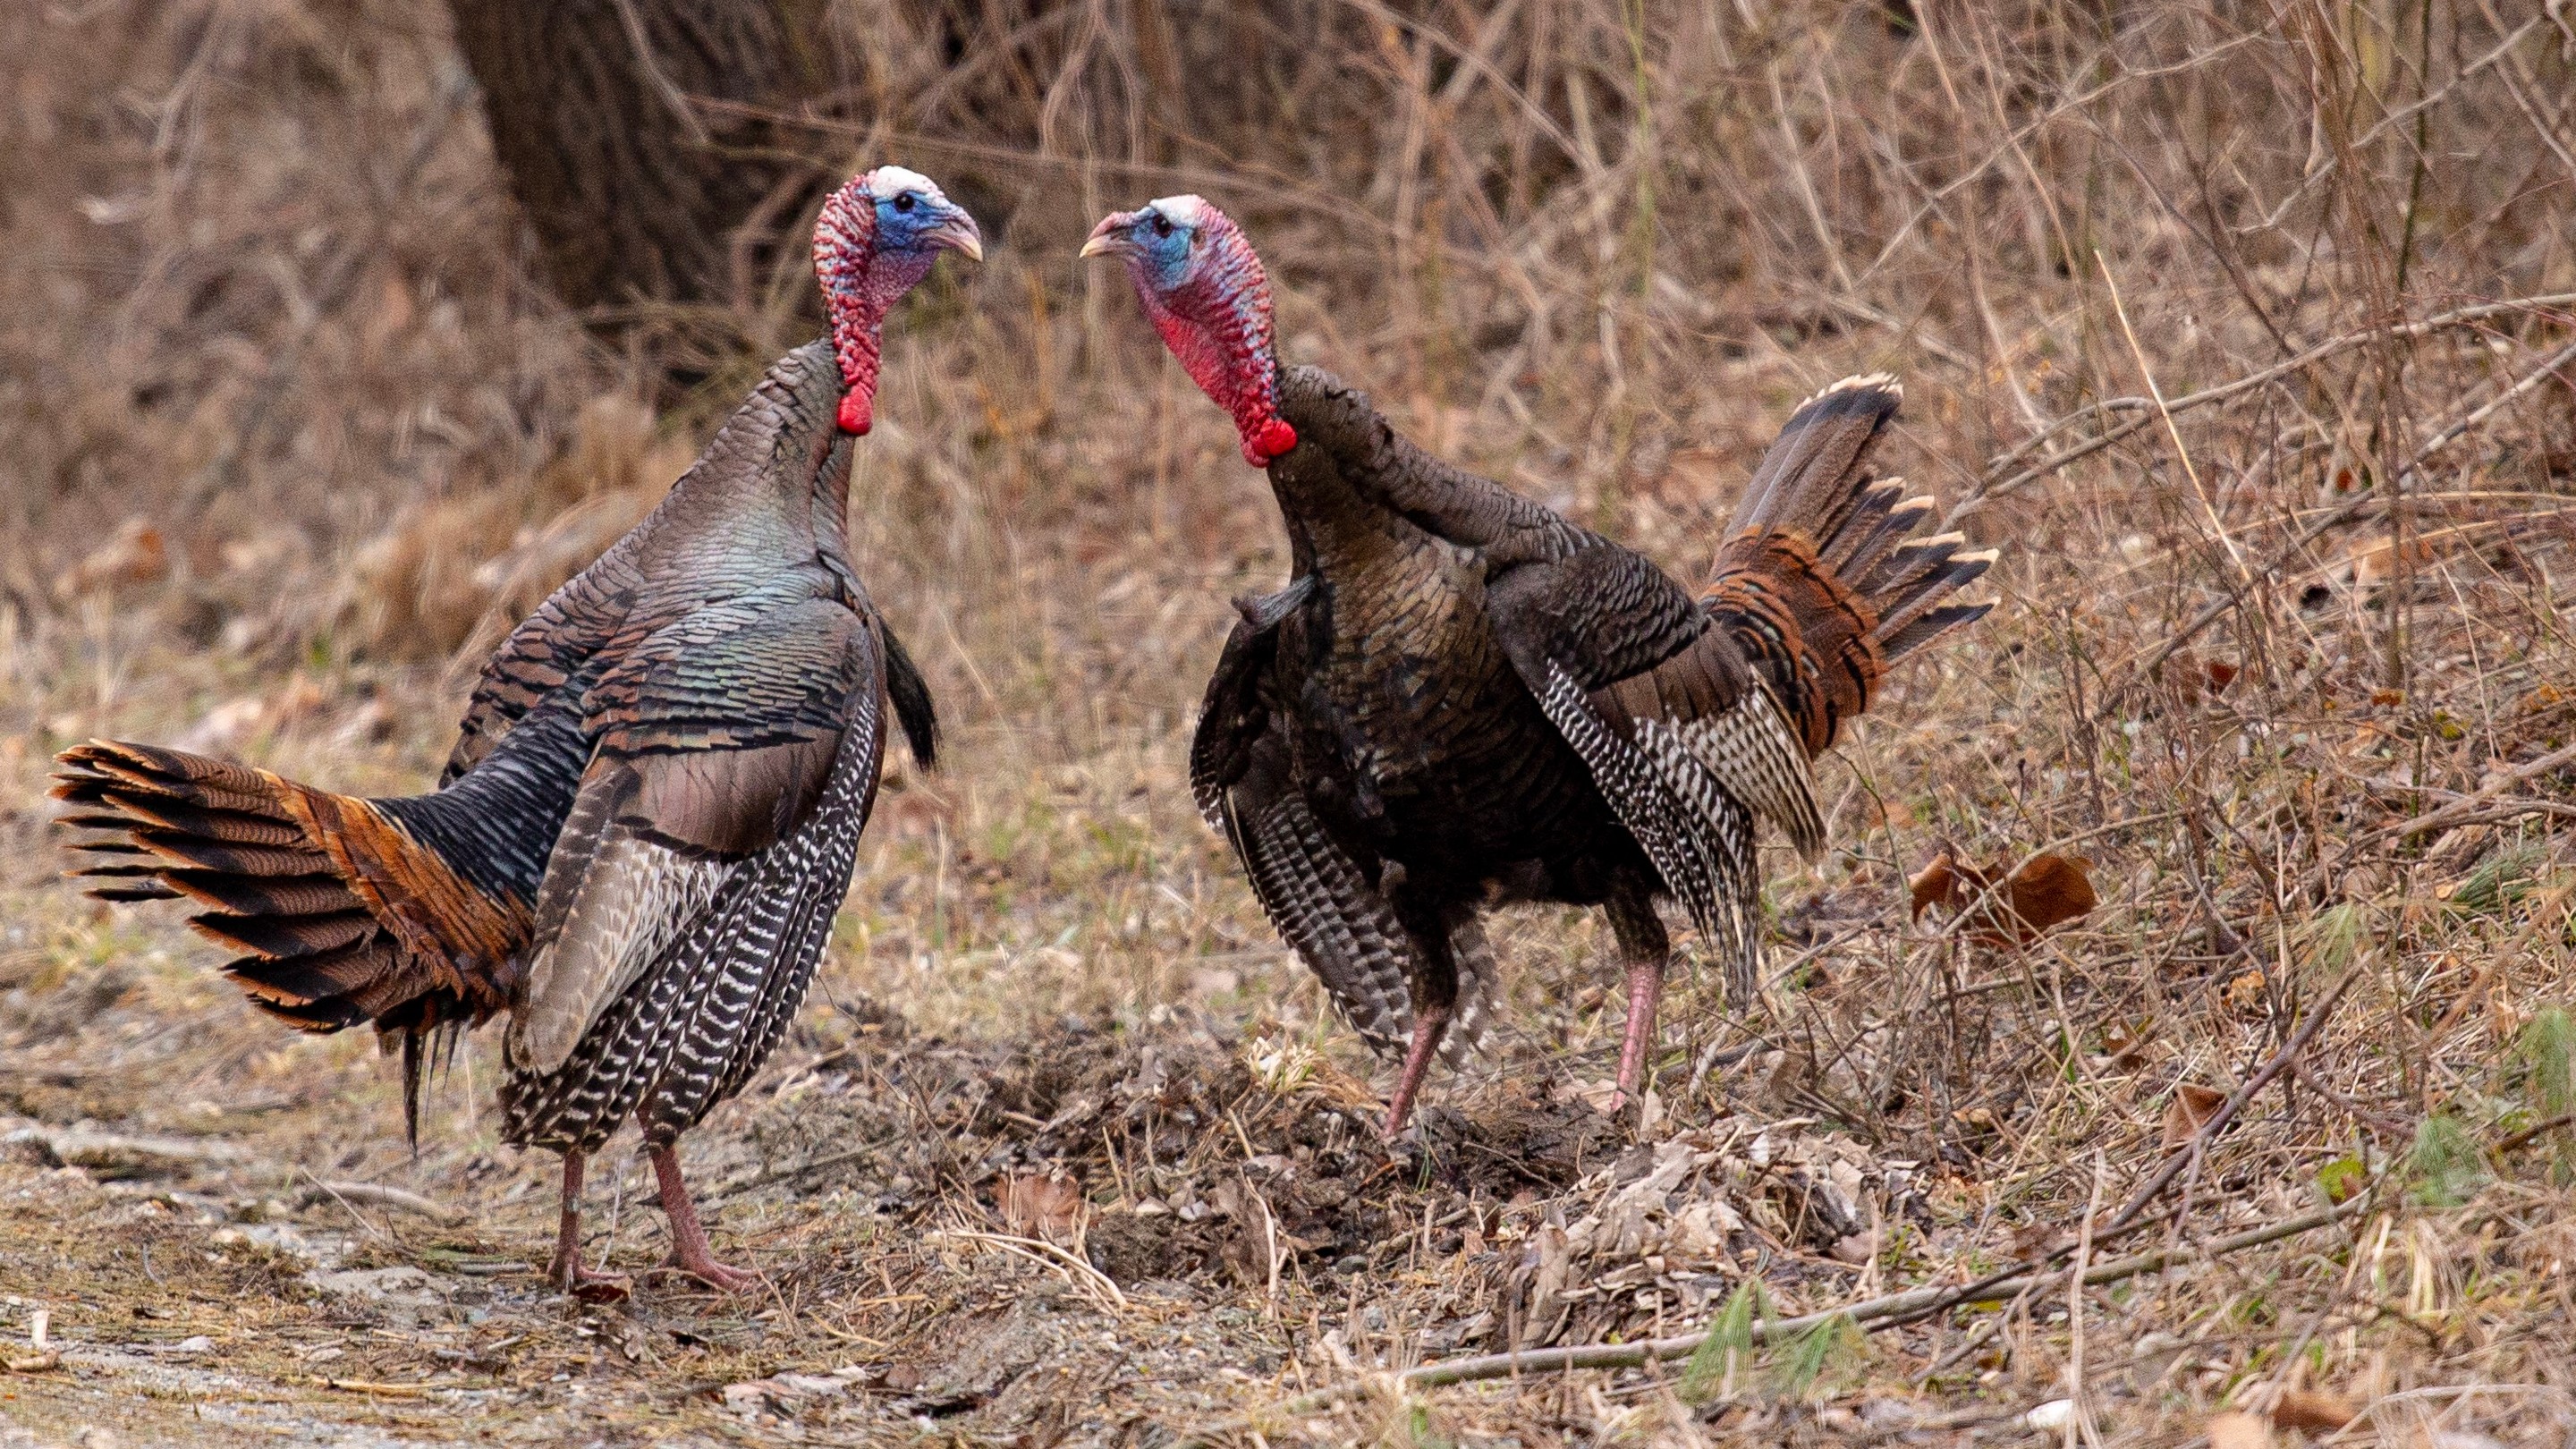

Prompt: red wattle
[
  {"left": 837, "top": 391, "right": 872, "bottom": 435},
  {"left": 1245, "top": 417, "right": 1298, "bottom": 467}
]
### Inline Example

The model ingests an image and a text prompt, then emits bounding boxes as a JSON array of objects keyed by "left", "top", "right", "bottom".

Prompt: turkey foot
[
  {"left": 648, "top": 1144, "right": 760, "bottom": 1292},
  {"left": 547, "top": 1152, "right": 632, "bottom": 1301},
  {"left": 1608, "top": 953, "right": 1665, "bottom": 1114},
  {"left": 1381, "top": 999, "right": 1453, "bottom": 1140}
]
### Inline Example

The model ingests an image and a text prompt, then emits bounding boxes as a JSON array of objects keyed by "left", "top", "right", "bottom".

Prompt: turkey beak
[
  {"left": 926, "top": 208, "right": 983, "bottom": 263},
  {"left": 1079, "top": 214, "right": 1137, "bottom": 260}
]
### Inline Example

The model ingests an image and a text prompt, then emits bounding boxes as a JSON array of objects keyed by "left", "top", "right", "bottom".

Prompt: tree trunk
[{"left": 445, "top": 0, "right": 835, "bottom": 335}]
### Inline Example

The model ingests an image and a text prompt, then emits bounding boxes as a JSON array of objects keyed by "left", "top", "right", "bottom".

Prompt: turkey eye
[
  {"left": 1149, "top": 215, "right": 1174, "bottom": 238},
  {"left": 894, "top": 193, "right": 917, "bottom": 213}
]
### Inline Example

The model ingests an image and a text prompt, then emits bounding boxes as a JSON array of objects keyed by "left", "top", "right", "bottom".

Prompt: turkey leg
[
  {"left": 1606, "top": 886, "right": 1673, "bottom": 1112},
  {"left": 545, "top": 1151, "right": 631, "bottom": 1295},
  {"left": 1381, "top": 889, "right": 1469, "bottom": 1140},
  {"left": 1611, "top": 956, "right": 1665, "bottom": 1108},
  {"left": 648, "top": 1142, "right": 759, "bottom": 1292},
  {"left": 1380, "top": 999, "right": 1453, "bottom": 1140}
]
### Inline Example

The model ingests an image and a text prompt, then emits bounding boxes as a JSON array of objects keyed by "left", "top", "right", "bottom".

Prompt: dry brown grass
[{"left": 6, "top": 1, "right": 2576, "bottom": 1445}]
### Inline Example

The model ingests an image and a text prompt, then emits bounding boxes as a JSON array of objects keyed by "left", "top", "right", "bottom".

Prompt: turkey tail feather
[
  {"left": 52, "top": 741, "right": 524, "bottom": 1140},
  {"left": 1707, "top": 375, "right": 1995, "bottom": 758}
]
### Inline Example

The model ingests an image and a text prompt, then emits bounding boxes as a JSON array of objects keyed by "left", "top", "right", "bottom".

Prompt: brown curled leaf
[
  {"left": 1909, "top": 848, "right": 2098, "bottom": 946},
  {"left": 2160, "top": 1082, "right": 2229, "bottom": 1152}
]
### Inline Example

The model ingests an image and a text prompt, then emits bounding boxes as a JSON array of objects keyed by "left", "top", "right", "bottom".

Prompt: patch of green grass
[
  {"left": 2517, "top": 1006, "right": 2574, "bottom": 1121},
  {"left": 2409, "top": 1114, "right": 2487, "bottom": 1207},
  {"left": 1773, "top": 1312, "right": 1864, "bottom": 1400},
  {"left": 2448, "top": 843, "right": 2546, "bottom": 919},
  {"left": 2302, "top": 902, "right": 2373, "bottom": 972},
  {"left": 1679, "top": 1278, "right": 1765, "bottom": 1404}
]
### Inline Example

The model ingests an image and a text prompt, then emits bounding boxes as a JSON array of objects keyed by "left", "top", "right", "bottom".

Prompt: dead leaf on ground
[
  {"left": 2160, "top": 1083, "right": 2230, "bottom": 1152},
  {"left": 2167, "top": 652, "right": 2241, "bottom": 701},
  {"left": 61, "top": 516, "right": 167, "bottom": 596},
  {"left": 2100, "top": 1018, "right": 2159, "bottom": 1071},
  {"left": 2340, "top": 533, "right": 2445, "bottom": 592},
  {"left": 997, "top": 1167, "right": 1087, "bottom": 1245},
  {"left": 2206, "top": 1410, "right": 2273, "bottom": 1449},
  {"left": 2223, "top": 969, "right": 2269, "bottom": 1014},
  {"left": 1909, "top": 849, "right": 2098, "bottom": 945},
  {"left": 2272, "top": 1387, "right": 2360, "bottom": 1432}
]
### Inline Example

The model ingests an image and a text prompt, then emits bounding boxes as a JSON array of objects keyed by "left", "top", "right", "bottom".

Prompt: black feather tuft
[
  {"left": 881, "top": 624, "right": 939, "bottom": 768},
  {"left": 402, "top": 1028, "right": 424, "bottom": 1153}
]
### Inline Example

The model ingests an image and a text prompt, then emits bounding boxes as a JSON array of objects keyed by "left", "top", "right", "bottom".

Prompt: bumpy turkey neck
[{"left": 825, "top": 250, "right": 936, "bottom": 436}]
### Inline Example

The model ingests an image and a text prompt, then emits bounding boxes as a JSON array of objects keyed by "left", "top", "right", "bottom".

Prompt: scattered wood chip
[
  {"left": 1909, "top": 849, "right": 2098, "bottom": 945},
  {"left": 3, "top": 1351, "right": 62, "bottom": 1374},
  {"left": 2021, "top": 1399, "right": 2075, "bottom": 1430}
]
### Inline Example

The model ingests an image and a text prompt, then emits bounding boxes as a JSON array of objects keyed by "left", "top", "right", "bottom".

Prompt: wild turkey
[
  {"left": 51, "top": 166, "right": 978, "bottom": 1292},
  {"left": 1084, "top": 197, "right": 1996, "bottom": 1134}
]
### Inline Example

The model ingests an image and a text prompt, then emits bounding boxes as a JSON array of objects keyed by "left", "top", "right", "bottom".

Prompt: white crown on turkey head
[{"left": 863, "top": 165, "right": 944, "bottom": 201}]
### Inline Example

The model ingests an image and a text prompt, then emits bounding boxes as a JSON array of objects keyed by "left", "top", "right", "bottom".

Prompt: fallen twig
[
  {"left": 2495, "top": 1111, "right": 2576, "bottom": 1155},
  {"left": 1245, "top": 1199, "right": 2367, "bottom": 1419},
  {"left": 299, "top": 1180, "right": 467, "bottom": 1227},
  {"left": 936, "top": 1227, "right": 1130, "bottom": 1311},
  {"left": 1958, "top": 290, "right": 2576, "bottom": 519},
  {"left": 3, "top": 1123, "right": 248, "bottom": 1168},
  {"left": 706, "top": 1135, "right": 902, "bottom": 1203},
  {"left": 4, "top": 1117, "right": 467, "bottom": 1227},
  {"left": 2102, "top": 962, "right": 2358, "bottom": 1234},
  {"left": 310, "top": 1377, "right": 440, "bottom": 1397},
  {"left": 2130, "top": 331, "right": 2576, "bottom": 679},
  {"left": 1224, "top": 976, "right": 2366, "bottom": 1429},
  {"left": 2374, "top": 740, "right": 2576, "bottom": 845}
]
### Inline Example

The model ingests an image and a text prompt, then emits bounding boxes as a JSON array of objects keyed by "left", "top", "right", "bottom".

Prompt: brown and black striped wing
[
  {"left": 504, "top": 590, "right": 876, "bottom": 1077},
  {"left": 440, "top": 544, "right": 640, "bottom": 786}
]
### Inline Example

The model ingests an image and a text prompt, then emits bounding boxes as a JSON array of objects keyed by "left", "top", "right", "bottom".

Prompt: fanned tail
[
  {"left": 1707, "top": 375, "right": 1996, "bottom": 758},
  {"left": 52, "top": 741, "right": 525, "bottom": 1140}
]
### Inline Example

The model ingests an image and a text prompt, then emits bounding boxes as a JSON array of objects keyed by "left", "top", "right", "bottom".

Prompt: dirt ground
[{"left": 10, "top": 1, "right": 2576, "bottom": 1445}]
